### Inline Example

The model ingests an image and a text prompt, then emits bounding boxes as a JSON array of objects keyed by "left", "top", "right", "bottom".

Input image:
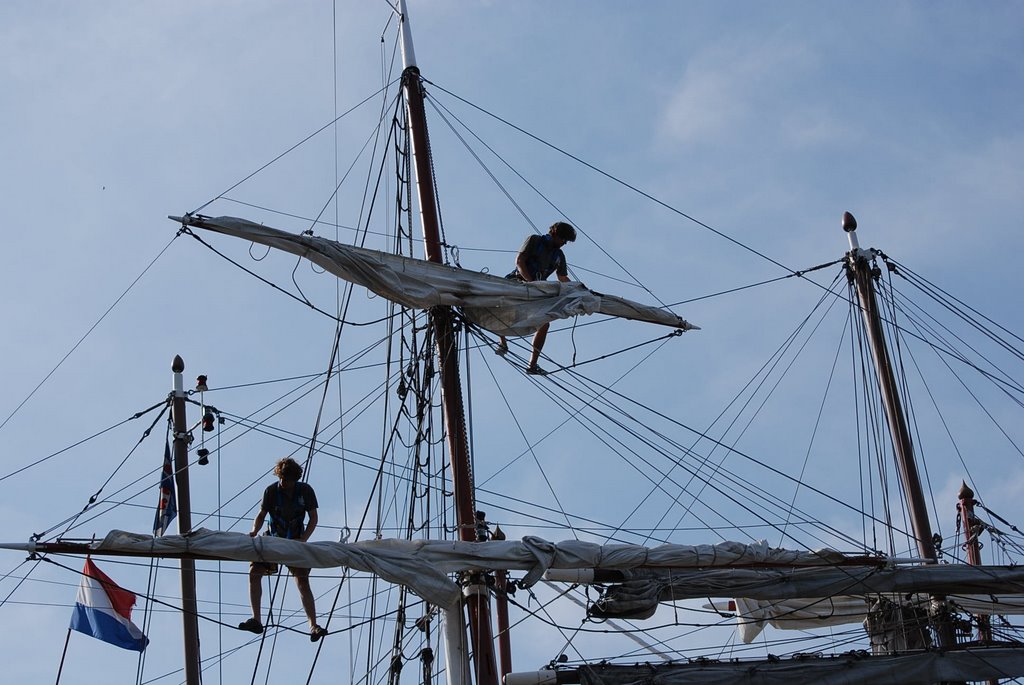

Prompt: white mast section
[{"left": 398, "top": 0, "right": 417, "bottom": 69}]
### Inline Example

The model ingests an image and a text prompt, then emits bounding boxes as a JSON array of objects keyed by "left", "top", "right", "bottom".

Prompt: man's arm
[
  {"left": 249, "top": 510, "right": 267, "bottom": 537},
  {"left": 515, "top": 251, "right": 533, "bottom": 281},
  {"left": 301, "top": 509, "right": 318, "bottom": 542}
]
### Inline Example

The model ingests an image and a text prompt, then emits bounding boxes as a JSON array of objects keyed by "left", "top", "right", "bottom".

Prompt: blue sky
[{"left": 1, "top": 2, "right": 1023, "bottom": 683}]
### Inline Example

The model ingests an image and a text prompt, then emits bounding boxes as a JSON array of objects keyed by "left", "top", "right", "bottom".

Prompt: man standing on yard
[
  {"left": 496, "top": 221, "right": 577, "bottom": 375},
  {"left": 239, "top": 457, "right": 327, "bottom": 642}
]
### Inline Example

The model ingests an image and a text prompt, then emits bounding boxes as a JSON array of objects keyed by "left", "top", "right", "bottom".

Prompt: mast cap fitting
[{"left": 842, "top": 211, "right": 858, "bottom": 233}]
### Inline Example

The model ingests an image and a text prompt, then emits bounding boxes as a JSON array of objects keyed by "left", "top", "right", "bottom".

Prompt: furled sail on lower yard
[
  {"left": 560, "top": 647, "right": 1024, "bottom": 685},
  {"left": 10, "top": 530, "right": 849, "bottom": 610},
  {"left": 584, "top": 565, "right": 1024, "bottom": 619},
  {"left": 171, "top": 214, "right": 697, "bottom": 337},
  {"left": 708, "top": 595, "right": 1024, "bottom": 644}
]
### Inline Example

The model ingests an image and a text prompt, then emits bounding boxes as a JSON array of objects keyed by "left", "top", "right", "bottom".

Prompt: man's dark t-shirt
[
  {"left": 261, "top": 482, "right": 318, "bottom": 539},
  {"left": 508, "top": 234, "right": 567, "bottom": 281}
]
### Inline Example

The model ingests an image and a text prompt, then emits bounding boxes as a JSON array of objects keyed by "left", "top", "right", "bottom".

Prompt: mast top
[
  {"left": 843, "top": 211, "right": 861, "bottom": 252},
  {"left": 397, "top": 0, "right": 418, "bottom": 71}
]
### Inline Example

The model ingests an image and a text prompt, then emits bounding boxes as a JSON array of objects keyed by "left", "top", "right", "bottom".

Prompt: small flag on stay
[
  {"left": 153, "top": 439, "right": 177, "bottom": 537},
  {"left": 69, "top": 558, "right": 148, "bottom": 652}
]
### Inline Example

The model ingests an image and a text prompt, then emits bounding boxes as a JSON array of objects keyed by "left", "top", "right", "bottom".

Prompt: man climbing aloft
[
  {"left": 239, "top": 457, "right": 328, "bottom": 642},
  {"left": 496, "top": 221, "right": 577, "bottom": 375}
]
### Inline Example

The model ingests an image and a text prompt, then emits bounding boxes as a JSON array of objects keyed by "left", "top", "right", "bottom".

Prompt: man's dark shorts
[{"left": 250, "top": 561, "right": 310, "bottom": 577}]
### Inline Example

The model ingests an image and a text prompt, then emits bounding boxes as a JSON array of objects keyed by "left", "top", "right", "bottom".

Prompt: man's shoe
[
  {"left": 310, "top": 625, "right": 328, "bottom": 642},
  {"left": 238, "top": 618, "right": 264, "bottom": 634},
  {"left": 526, "top": 364, "right": 547, "bottom": 376},
  {"left": 495, "top": 342, "right": 508, "bottom": 356}
]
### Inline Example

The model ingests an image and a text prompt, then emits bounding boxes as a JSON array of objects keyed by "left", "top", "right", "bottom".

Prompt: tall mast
[
  {"left": 396, "top": 3, "right": 499, "bottom": 685},
  {"left": 170, "top": 355, "right": 201, "bottom": 685},
  {"left": 843, "top": 213, "right": 936, "bottom": 561},
  {"left": 842, "top": 212, "right": 956, "bottom": 651}
]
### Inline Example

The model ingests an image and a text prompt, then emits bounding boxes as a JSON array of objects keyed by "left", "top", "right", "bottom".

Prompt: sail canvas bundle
[
  {"left": 589, "top": 564, "right": 1024, "bottom": 619},
  {"left": 173, "top": 214, "right": 696, "bottom": 337},
  {"left": 711, "top": 595, "right": 1024, "bottom": 643},
  {"left": 572, "top": 647, "right": 1024, "bottom": 685},
  {"left": 90, "top": 530, "right": 847, "bottom": 609}
]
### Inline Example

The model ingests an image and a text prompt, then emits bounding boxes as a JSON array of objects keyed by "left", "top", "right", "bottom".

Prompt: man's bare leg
[
  {"left": 248, "top": 570, "right": 263, "bottom": 622},
  {"left": 294, "top": 573, "right": 318, "bottom": 629},
  {"left": 529, "top": 323, "right": 550, "bottom": 370}
]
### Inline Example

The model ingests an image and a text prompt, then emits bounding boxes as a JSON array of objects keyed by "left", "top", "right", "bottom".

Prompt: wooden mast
[
  {"left": 958, "top": 481, "right": 998, "bottom": 685},
  {"left": 396, "top": 3, "right": 499, "bottom": 685},
  {"left": 170, "top": 355, "right": 202, "bottom": 685},
  {"left": 842, "top": 212, "right": 957, "bottom": 652}
]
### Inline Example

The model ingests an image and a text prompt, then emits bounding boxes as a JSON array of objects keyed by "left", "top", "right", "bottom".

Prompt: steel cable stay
[
  {"left": 173, "top": 335, "right": 405, "bottom": 530},
  {"left": 466, "top": 327, "right": 580, "bottom": 539},
  {"left": 421, "top": 78, "right": 860, "bottom": 301},
  {"left": 469, "top": 259, "right": 846, "bottom": 372},
  {"left": 49, "top": 359, "right": 389, "bottom": 539},
  {"left": 849, "top": 284, "right": 895, "bottom": 555},
  {"left": 510, "top": 323, "right": 881, "bottom": 556},
  {"left": 842, "top": 254, "right": 1024, "bottom": 400},
  {"left": 876, "top": 290, "right": 978, "bottom": 491},
  {"left": 879, "top": 268, "right": 946, "bottom": 542},
  {"left": 885, "top": 263, "right": 1024, "bottom": 400},
  {"left": 849, "top": 280, "right": 912, "bottom": 559},
  {"left": 884, "top": 271, "right": 1024, "bottom": 409},
  {"left": 654, "top": 275, "right": 849, "bottom": 548},
  {"left": 848, "top": 301, "right": 872, "bottom": 554},
  {"left": 0, "top": 398, "right": 169, "bottom": 484},
  {"left": 39, "top": 402, "right": 170, "bottom": 542},
  {"left": 0, "top": 234, "right": 180, "bottom": 437},
  {"left": 475, "top": 490, "right": 825, "bottom": 542},
  {"left": 562, "top": 361, "right": 945, "bottom": 555},
  {"left": 423, "top": 92, "right": 542, "bottom": 238},
  {"left": 887, "top": 256, "right": 1024, "bottom": 364},
  {"left": 876, "top": 276, "right": 970, "bottom": 544},
  {"left": 461, "top": 268, "right": 840, "bottom": 519},
  {"left": 474, "top": 326, "right": 873, "bottom": 558},
  {"left": 873, "top": 271, "right": 1024, "bottom": 537},
  {"left": 468, "top": 321, "right": 884, "bottom": 557},
  {"left": 12, "top": 348, "right": 413, "bottom": 626},
  {"left": 290, "top": 323, "right": 445, "bottom": 684},
  {"left": 188, "top": 77, "right": 400, "bottom": 218},
  {"left": 424, "top": 88, "right": 668, "bottom": 311},
  {"left": 778, "top": 295, "right": 853, "bottom": 546}
]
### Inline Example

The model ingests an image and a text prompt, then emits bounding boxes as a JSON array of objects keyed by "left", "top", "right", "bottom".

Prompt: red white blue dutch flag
[{"left": 69, "top": 558, "right": 149, "bottom": 652}]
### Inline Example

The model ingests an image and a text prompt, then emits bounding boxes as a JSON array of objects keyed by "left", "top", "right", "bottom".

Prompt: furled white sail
[
  {"left": 563, "top": 647, "right": 1024, "bottom": 685},
  {"left": 66, "top": 530, "right": 841, "bottom": 609},
  {"left": 170, "top": 214, "right": 697, "bottom": 337},
  {"left": 708, "top": 594, "right": 1024, "bottom": 643},
  {"left": 588, "top": 565, "right": 1024, "bottom": 619}
]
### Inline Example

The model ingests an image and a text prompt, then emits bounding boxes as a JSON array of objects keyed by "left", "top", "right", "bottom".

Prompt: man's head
[
  {"left": 549, "top": 221, "right": 576, "bottom": 246},
  {"left": 274, "top": 457, "right": 303, "bottom": 483}
]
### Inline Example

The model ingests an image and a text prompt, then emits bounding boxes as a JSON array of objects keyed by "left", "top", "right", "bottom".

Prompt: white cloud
[{"left": 658, "top": 35, "right": 821, "bottom": 147}]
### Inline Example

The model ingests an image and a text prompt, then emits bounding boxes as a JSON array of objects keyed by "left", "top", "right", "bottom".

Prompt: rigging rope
[
  {"left": 424, "top": 78, "right": 825, "bottom": 287},
  {"left": 0, "top": 234, "right": 178, "bottom": 436},
  {"left": 189, "top": 80, "right": 399, "bottom": 217},
  {"left": 43, "top": 401, "right": 169, "bottom": 542}
]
